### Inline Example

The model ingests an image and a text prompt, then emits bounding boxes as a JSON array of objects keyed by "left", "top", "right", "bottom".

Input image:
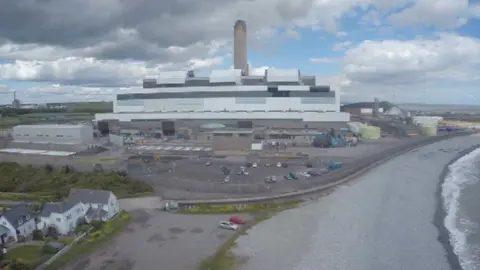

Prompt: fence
[{"left": 35, "top": 232, "right": 87, "bottom": 270}]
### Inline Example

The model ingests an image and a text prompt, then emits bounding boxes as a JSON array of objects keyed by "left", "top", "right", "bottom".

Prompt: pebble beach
[{"left": 233, "top": 135, "right": 480, "bottom": 270}]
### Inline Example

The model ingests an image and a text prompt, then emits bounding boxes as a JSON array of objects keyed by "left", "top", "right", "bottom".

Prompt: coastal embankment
[{"left": 232, "top": 134, "right": 480, "bottom": 270}]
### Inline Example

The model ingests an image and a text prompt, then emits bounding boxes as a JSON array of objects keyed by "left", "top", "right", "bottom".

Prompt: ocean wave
[{"left": 442, "top": 148, "right": 480, "bottom": 270}]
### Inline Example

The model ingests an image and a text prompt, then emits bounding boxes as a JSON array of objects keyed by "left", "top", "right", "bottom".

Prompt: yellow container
[
  {"left": 360, "top": 126, "right": 381, "bottom": 139},
  {"left": 420, "top": 125, "right": 437, "bottom": 136}
]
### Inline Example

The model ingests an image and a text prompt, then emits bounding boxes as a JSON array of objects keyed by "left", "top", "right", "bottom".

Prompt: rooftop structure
[{"left": 234, "top": 20, "right": 248, "bottom": 75}]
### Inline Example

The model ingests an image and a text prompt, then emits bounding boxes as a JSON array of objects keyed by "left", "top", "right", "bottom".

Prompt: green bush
[
  {"left": 0, "top": 162, "right": 153, "bottom": 199},
  {"left": 180, "top": 201, "right": 301, "bottom": 214},
  {"left": 42, "top": 243, "right": 59, "bottom": 255},
  {"left": 31, "top": 230, "right": 43, "bottom": 241}
]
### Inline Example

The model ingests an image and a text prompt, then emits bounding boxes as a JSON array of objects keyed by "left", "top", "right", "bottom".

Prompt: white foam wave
[{"left": 442, "top": 148, "right": 480, "bottom": 270}]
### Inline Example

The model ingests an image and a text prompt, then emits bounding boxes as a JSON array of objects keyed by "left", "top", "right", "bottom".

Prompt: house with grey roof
[
  {"left": 37, "top": 201, "right": 85, "bottom": 235},
  {"left": 66, "top": 188, "right": 119, "bottom": 222},
  {"left": 0, "top": 203, "right": 36, "bottom": 244},
  {"left": 37, "top": 188, "right": 120, "bottom": 235}
]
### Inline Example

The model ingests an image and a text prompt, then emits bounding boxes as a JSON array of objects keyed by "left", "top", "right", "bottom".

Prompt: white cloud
[
  {"left": 310, "top": 58, "right": 340, "bottom": 63},
  {"left": 333, "top": 41, "right": 353, "bottom": 51},
  {"left": 388, "top": 0, "right": 471, "bottom": 29},
  {"left": 338, "top": 33, "right": 480, "bottom": 101},
  {"left": 0, "top": 56, "right": 224, "bottom": 87}
]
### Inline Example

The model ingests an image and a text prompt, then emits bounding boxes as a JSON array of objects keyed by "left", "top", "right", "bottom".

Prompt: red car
[{"left": 229, "top": 216, "right": 245, "bottom": 224}]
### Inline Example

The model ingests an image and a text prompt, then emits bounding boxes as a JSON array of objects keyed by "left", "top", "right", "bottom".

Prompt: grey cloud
[{"left": 0, "top": 0, "right": 321, "bottom": 61}]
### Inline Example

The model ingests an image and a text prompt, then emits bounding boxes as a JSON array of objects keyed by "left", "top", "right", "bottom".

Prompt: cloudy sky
[{"left": 0, "top": 0, "right": 479, "bottom": 105}]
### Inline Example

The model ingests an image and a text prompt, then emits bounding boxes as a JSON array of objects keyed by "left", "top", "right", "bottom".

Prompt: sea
[{"left": 442, "top": 146, "right": 480, "bottom": 270}]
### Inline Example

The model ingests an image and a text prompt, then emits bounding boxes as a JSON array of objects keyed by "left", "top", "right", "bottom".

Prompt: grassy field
[
  {"left": 6, "top": 244, "right": 50, "bottom": 267},
  {"left": 0, "top": 162, "right": 153, "bottom": 200}
]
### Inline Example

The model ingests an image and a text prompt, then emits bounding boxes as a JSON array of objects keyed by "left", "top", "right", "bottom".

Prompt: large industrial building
[
  {"left": 95, "top": 69, "right": 348, "bottom": 126},
  {"left": 94, "top": 20, "right": 349, "bottom": 135},
  {"left": 12, "top": 124, "right": 94, "bottom": 145}
]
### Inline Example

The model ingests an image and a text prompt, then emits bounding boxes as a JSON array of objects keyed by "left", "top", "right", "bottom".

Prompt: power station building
[
  {"left": 95, "top": 68, "right": 348, "bottom": 124},
  {"left": 94, "top": 20, "right": 349, "bottom": 134}
]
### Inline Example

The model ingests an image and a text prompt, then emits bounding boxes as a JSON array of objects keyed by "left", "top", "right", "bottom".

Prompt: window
[
  {"left": 56, "top": 135, "right": 64, "bottom": 137},
  {"left": 25, "top": 214, "right": 30, "bottom": 220},
  {"left": 18, "top": 219, "right": 23, "bottom": 225},
  {"left": 2, "top": 221, "right": 5, "bottom": 225},
  {"left": 66, "top": 214, "right": 72, "bottom": 220},
  {"left": 56, "top": 218, "right": 61, "bottom": 222}
]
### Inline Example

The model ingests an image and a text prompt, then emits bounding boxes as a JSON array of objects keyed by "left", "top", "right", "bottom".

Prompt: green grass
[
  {"left": 0, "top": 192, "right": 53, "bottom": 202},
  {"left": 178, "top": 201, "right": 301, "bottom": 214},
  {"left": 0, "top": 162, "right": 153, "bottom": 200},
  {"left": 73, "top": 157, "right": 121, "bottom": 165},
  {"left": 46, "top": 211, "right": 132, "bottom": 270},
  {"left": 198, "top": 211, "right": 281, "bottom": 270},
  {"left": 6, "top": 244, "right": 49, "bottom": 266}
]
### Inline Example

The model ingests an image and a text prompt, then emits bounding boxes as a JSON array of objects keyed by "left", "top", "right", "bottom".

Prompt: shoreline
[
  {"left": 232, "top": 135, "right": 480, "bottom": 270},
  {"left": 434, "top": 144, "right": 480, "bottom": 270}
]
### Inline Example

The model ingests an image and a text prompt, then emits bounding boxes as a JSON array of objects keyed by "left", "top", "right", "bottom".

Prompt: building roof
[
  {"left": 40, "top": 202, "right": 78, "bottom": 217},
  {"left": 85, "top": 207, "right": 109, "bottom": 221},
  {"left": 67, "top": 188, "right": 112, "bottom": 205},
  {"left": 2, "top": 203, "right": 34, "bottom": 228},
  {"left": 14, "top": 124, "right": 88, "bottom": 129}
]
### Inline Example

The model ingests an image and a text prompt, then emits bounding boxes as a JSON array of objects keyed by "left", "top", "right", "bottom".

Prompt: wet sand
[{"left": 233, "top": 135, "right": 480, "bottom": 270}]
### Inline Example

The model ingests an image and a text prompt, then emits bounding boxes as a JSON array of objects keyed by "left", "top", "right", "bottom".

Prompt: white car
[
  {"left": 219, "top": 221, "right": 238, "bottom": 231},
  {"left": 277, "top": 162, "right": 282, "bottom": 168},
  {"left": 252, "top": 162, "right": 258, "bottom": 168}
]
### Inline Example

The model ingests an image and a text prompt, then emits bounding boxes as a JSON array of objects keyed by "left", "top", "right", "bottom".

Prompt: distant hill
[{"left": 341, "top": 101, "right": 394, "bottom": 111}]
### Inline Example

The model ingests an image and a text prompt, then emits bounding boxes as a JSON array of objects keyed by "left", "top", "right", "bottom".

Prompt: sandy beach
[{"left": 233, "top": 135, "right": 480, "bottom": 270}]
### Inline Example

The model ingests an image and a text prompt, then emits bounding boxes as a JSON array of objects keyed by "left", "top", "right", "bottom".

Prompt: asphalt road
[{"left": 65, "top": 209, "right": 251, "bottom": 270}]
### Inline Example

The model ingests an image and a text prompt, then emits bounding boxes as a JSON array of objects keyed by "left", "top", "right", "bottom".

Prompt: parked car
[
  {"left": 229, "top": 216, "right": 245, "bottom": 224},
  {"left": 264, "top": 176, "right": 277, "bottom": 183},
  {"left": 219, "top": 221, "right": 238, "bottom": 231},
  {"left": 205, "top": 161, "right": 212, "bottom": 166},
  {"left": 276, "top": 162, "right": 282, "bottom": 168},
  {"left": 252, "top": 162, "right": 258, "bottom": 168}
]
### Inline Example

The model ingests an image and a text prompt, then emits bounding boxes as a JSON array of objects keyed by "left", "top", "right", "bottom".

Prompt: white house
[
  {"left": 38, "top": 189, "right": 120, "bottom": 235},
  {"left": 38, "top": 201, "right": 85, "bottom": 235},
  {"left": 0, "top": 204, "right": 36, "bottom": 244},
  {"left": 66, "top": 189, "right": 119, "bottom": 222}
]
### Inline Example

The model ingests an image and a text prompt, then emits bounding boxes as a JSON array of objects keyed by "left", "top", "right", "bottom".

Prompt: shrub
[
  {"left": 42, "top": 243, "right": 59, "bottom": 255},
  {"left": 0, "top": 162, "right": 153, "bottom": 199},
  {"left": 31, "top": 230, "right": 43, "bottom": 241},
  {"left": 44, "top": 164, "right": 53, "bottom": 173},
  {"left": 45, "top": 226, "right": 58, "bottom": 239},
  {"left": 90, "top": 220, "right": 105, "bottom": 232}
]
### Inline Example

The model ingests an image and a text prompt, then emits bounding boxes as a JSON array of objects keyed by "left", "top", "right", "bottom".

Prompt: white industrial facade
[
  {"left": 95, "top": 68, "right": 349, "bottom": 123},
  {"left": 13, "top": 124, "right": 94, "bottom": 144}
]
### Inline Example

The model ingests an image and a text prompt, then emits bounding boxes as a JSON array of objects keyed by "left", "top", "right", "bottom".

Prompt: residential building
[
  {"left": 67, "top": 189, "right": 119, "bottom": 221},
  {"left": 0, "top": 204, "right": 36, "bottom": 244},
  {"left": 38, "top": 201, "right": 85, "bottom": 235}
]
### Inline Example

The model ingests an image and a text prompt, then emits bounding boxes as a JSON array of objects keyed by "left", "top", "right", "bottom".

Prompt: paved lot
[
  {"left": 118, "top": 197, "right": 163, "bottom": 211},
  {"left": 66, "top": 209, "right": 251, "bottom": 270}
]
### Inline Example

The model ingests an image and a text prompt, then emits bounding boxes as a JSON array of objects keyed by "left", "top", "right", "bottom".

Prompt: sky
[{"left": 0, "top": 0, "right": 479, "bottom": 105}]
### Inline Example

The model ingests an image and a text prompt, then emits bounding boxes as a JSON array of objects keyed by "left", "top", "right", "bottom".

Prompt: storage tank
[
  {"left": 360, "top": 126, "right": 381, "bottom": 139},
  {"left": 420, "top": 125, "right": 437, "bottom": 136}
]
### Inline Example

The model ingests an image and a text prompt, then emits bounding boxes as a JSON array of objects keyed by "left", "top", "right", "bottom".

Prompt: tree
[
  {"left": 44, "top": 164, "right": 53, "bottom": 173},
  {"left": 45, "top": 226, "right": 58, "bottom": 239}
]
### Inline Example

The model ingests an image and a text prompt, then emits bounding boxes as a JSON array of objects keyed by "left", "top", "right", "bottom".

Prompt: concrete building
[
  {"left": 234, "top": 20, "right": 248, "bottom": 75},
  {"left": 12, "top": 124, "right": 94, "bottom": 144},
  {"left": 95, "top": 21, "right": 349, "bottom": 133},
  {"left": 96, "top": 68, "right": 348, "bottom": 125}
]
